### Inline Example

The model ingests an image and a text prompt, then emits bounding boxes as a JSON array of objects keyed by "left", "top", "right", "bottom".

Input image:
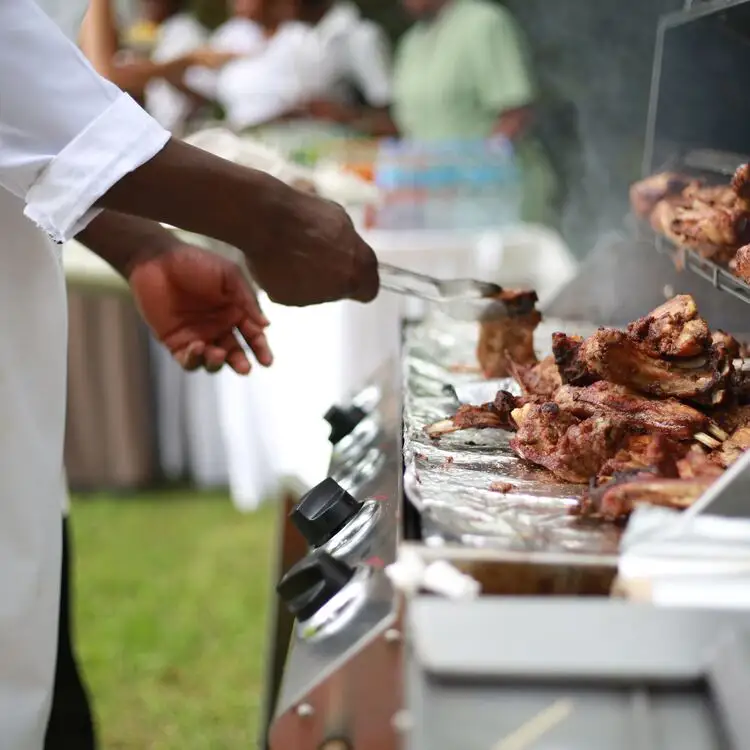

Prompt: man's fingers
[
  {"left": 237, "top": 318, "right": 274, "bottom": 367},
  {"left": 176, "top": 341, "right": 206, "bottom": 371},
  {"left": 215, "top": 332, "right": 252, "bottom": 375},
  {"left": 204, "top": 345, "right": 228, "bottom": 373}
]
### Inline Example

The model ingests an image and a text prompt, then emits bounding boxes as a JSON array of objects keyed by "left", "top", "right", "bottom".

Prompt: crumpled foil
[{"left": 402, "top": 311, "right": 622, "bottom": 554}]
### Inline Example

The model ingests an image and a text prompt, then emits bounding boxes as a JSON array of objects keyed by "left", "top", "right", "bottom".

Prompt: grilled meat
[
  {"left": 626, "top": 294, "right": 710, "bottom": 359},
  {"left": 733, "top": 244, "right": 750, "bottom": 284},
  {"left": 629, "top": 173, "right": 695, "bottom": 219},
  {"left": 731, "top": 163, "right": 750, "bottom": 208},
  {"left": 511, "top": 403, "right": 627, "bottom": 484},
  {"left": 589, "top": 475, "right": 710, "bottom": 521},
  {"left": 554, "top": 382, "right": 709, "bottom": 440},
  {"left": 578, "top": 328, "right": 732, "bottom": 405},
  {"left": 677, "top": 446, "right": 724, "bottom": 481},
  {"left": 598, "top": 433, "right": 686, "bottom": 479},
  {"left": 477, "top": 291, "right": 541, "bottom": 378},
  {"left": 508, "top": 355, "right": 562, "bottom": 399},
  {"left": 712, "top": 329, "right": 741, "bottom": 359},
  {"left": 552, "top": 333, "right": 598, "bottom": 386},
  {"left": 716, "top": 426, "right": 750, "bottom": 468},
  {"left": 425, "top": 390, "right": 520, "bottom": 437}
]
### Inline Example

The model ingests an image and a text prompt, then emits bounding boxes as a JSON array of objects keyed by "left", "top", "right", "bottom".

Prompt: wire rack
[{"left": 650, "top": 231, "right": 750, "bottom": 305}]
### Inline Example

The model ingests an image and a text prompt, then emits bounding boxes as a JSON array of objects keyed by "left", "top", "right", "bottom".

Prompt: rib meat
[
  {"left": 626, "top": 294, "right": 710, "bottom": 359},
  {"left": 716, "top": 426, "right": 750, "bottom": 468},
  {"left": 552, "top": 333, "right": 598, "bottom": 386},
  {"left": 629, "top": 173, "right": 695, "bottom": 219},
  {"left": 733, "top": 244, "right": 750, "bottom": 284},
  {"left": 511, "top": 403, "right": 627, "bottom": 484},
  {"left": 425, "top": 391, "right": 520, "bottom": 437},
  {"left": 554, "top": 382, "right": 709, "bottom": 440},
  {"left": 476, "top": 290, "right": 540, "bottom": 379},
  {"left": 589, "top": 476, "right": 710, "bottom": 521},
  {"left": 508, "top": 355, "right": 562, "bottom": 399},
  {"left": 578, "top": 328, "right": 732, "bottom": 405}
]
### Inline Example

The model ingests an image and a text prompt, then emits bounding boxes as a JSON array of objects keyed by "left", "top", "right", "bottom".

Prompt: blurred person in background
[
  {"left": 139, "top": 0, "right": 216, "bottom": 134},
  {"left": 295, "top": 0, "right": 397, "bottom": 137},
  {"left": 187, "top": 0, "right": 323, "bottom": 133},
  {"left": 392, "top": 0, "right": 559, "bottom": 227},
  {"left": 80, "top": 0, "right": 235, "bottom": 109}
]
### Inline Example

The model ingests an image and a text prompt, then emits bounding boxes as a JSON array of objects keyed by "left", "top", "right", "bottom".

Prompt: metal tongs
[{"left": 379, "top": 262, "right": 532, "bottom": 321}]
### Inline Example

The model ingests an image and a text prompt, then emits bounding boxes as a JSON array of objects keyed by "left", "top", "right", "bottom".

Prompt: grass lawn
[{"left": 69, "top": 492, "right": 278, "bottom": 750}]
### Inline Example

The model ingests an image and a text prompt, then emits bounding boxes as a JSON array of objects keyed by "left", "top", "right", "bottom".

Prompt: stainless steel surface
[
  {"left": 403, "top": 314, "right": 620, "bottom": 555},
  {"left": 322, "top": 501, "right": 382, "bottom": 561},
  {"left": 379, "top": 262, "right": 501, "bottom": 301},
  {"left": 270, "top": 360, "right": 403, "bottom": 750},
  {"left": 297, "top": 565, "right": 374, "bottom": 642},
  {"left": 406, "top": 598, "right": 750, "bottom": 750}
]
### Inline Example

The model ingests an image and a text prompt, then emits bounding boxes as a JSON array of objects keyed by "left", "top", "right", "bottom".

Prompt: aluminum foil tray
[{"left": 403, "top": 312, "right": 622, "bottom": 555}]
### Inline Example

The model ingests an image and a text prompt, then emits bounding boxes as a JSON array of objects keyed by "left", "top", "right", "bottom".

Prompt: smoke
[{"left": 500, "top": 0, "right": 684, "bottom": 257}]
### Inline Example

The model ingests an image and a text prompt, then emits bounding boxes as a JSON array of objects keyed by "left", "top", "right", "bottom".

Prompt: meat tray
[{"left": 402, "top": 312, "right": 622, "bottom": 555}]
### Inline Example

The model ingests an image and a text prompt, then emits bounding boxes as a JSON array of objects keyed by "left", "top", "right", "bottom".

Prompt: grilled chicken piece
[
  {"left": 629, "top": 173, "right": 695, "bottom": 219},
  {"left": 712, "top": 329, "right": 741, "bottom": 360},
  {"left": 508, "top": 355, "right": 562, "bottom": 399},
  {"left": 590, "top": 476, "right": 710, "bottom": 521},
  {"left": 731, "top": 163, "right": 750, "bottom": 209},
  {"left": 554, "top": 382, "right": 709, "bottom": 440},
  {"left": 425, "top": 391, "right": 520, "bottom": 437},
  {"left": 733, "top": 244, "right": 750, "bottom": 284},
  {"left": 598, "top": 433, "right": 688, "bottom": 480},
  {"left": 649, "top": 195, "right": 750, "bottom": 264},
  {"left": 715, "top": 426, "right": 750, "bottom": 468},
  {"left": 626, "top": 294, "right": 710, "bottom": 359},
  {"left": 578, "top": 328, "right": 732, "bottom": 405},
  {"left": 476, "top": 291, "right": 541, "bottom": 379},
  {"left": 552, "top": 333, "right": 598, "bottom": 386},
  {"left": 677, "top": 446, "right": 724, "bottom": 481},
  {"left": 511, "top": 403, "right": 627, "bottom": 484}
]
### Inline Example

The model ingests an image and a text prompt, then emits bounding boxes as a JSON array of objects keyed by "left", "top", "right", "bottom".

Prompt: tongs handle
[{"left": 378, "top": 262, "right": 443, "bottom": 302}]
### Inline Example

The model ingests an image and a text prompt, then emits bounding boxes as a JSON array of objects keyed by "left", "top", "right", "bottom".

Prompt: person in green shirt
[{"left": 393, "top": 0, "right": 559, "bottom": 227}]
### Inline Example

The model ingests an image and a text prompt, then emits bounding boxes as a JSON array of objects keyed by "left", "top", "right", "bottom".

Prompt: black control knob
[
  {"left": 276, "top": 550, "right": 354, "bottom": 621},
  {"left": 324, "top": 405, "right": 366, "bottom": 445},
  {"left": 291, "top": 478, "right": 362, "bottom": 548}
]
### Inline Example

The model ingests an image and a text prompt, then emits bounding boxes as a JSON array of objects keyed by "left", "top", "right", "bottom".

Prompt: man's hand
[
  {"left": 99, "top": 141, "right": 380, "bottom": 308},
  {"left": 77, "top": 211, "right": 272, "bottom": 374},
  {"left": 244, "top": 191, "right": 379, "bottom": 307},
  {"left": 129, "top": 245, "right": 272, "bottom": 374}
]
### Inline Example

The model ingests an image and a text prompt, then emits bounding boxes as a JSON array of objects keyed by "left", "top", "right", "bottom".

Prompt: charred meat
[
  {"left": 554, "top": 382, "right": 709, "bottom": 440},
  {"left": 588, "top": 475, "right": 710, "bottom": 521},
  {"left": 629, "top": 173, "right": 695, "bottom": 219},
  {"left": 426, "top": 390, "right": 520, "bottom": 437},
  {"left": 578, "top": 328, "right": 732, "bottom": 405},
  {"left": 508, "top": 356, "right": 562, "bottom": 399},
  {"left": 476, "top": 290, "right": 540, "bottom": 379},
  {"left": 626, "top": 294, "right": 710, "bottom": 359},
  {"left": 552, "top": 333, "right": 598, "bottom": 386}
]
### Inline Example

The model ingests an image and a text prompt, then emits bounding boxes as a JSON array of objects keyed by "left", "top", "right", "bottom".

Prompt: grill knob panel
[
  {"left": 324, "top": 405, "right": 366, "bottom": 445},
  {"left": 290, "top": 478, "right": 363, "bottom": 548},
  {"left": 276, "top": 550, "right": 354, "bottom": 621}
]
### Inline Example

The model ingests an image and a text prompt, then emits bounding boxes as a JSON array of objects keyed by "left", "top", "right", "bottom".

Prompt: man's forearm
[
  {"left": 96, "top": 139, "right": 290, "bottom": 252},
  {"left": 76, "top": 210, "right": 179, "bottom": 279}
]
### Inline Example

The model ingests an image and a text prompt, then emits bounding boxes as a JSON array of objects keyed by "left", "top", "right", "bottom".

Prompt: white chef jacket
[
  {"left": 0, "top": 2, "right": 170, "bottom": 747},
  {"left": 312, "top": 2, "right": 392, "bottom": 108},
  {"left": 145, "top": 12, "right": 209, "bottom": 134}
]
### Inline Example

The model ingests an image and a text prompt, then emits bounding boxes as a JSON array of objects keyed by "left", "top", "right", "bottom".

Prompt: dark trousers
[{"left": 44, "top": 519, "right": 97, "bottom": 750}]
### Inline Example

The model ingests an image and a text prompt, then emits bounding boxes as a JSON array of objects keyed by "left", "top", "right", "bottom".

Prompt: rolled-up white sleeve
[{"left": 0, "top": 0, "right": 171, "bottom": 243}]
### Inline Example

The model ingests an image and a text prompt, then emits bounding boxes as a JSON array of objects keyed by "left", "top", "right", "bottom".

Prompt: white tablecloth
[{"left": 63, "top": 225, "right": 577, "bottom": 510}]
